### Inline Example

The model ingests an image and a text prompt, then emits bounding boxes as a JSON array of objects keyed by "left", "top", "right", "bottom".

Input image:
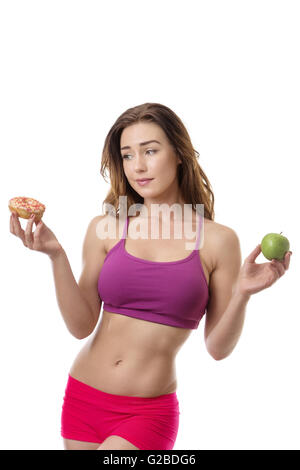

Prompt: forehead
[{"left": 120, "top": 122, "right": 165, "bottom": 146}]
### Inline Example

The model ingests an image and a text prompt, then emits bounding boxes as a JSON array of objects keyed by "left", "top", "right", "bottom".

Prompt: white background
[{"left": 1, "top": 0, "right": 299, "bottom": 450}]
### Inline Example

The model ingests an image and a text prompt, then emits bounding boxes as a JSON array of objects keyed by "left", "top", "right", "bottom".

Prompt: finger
[
  {"left": 281, "top": 252, "right": 288, "bottom": 270},
  {"left": 273, "top": 252, "right": 292, "bottom": 271},
  {"left": 284, "top": 252, "right": 292, "bottom": 270},
  {"left": 10, "top": 213, "right": 18, "bottom": 235},
  {"left": 10, "top": 213, "right": 15, "bottom": 234},
  {"left": 33, "top": 216, "right": 44, "bottom": 227},
  {"left": 33, "top": 220, "right": 43, "bottom": 237},
  {"left": 269, "top": 263, "right": 281, "bottom": 280},
  {"left": 24, "top": 215, "right": 35, "bottom": 248},
  {"left": 11, "top": 213, "right": 26, "bottom": 243},
  {"left": 271, "top": 260, "right": 285, "bottom": 277},
  {"left": 246, "top": 244, "right": 261, "bottom": 263}
]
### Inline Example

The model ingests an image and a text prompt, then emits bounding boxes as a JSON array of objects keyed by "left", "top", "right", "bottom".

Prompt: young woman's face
[{"left": 120, "top": 122, "right": 182, "bottom": 200}]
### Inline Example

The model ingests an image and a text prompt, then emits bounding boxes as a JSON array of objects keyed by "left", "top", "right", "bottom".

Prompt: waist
[
  {"left": 66, "top": 373, "right": 179, "bottom": 407},
  {"left": 70, "top": 342, "right": 177, "bottom": 397}
]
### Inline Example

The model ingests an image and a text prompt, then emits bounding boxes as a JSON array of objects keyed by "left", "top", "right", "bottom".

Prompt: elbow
[
  {"left": 207, "top": 346, "right": 228, "bottom": 361},
  {"left": 75, "top": 333, "right": 88, "bottom": 340},
  {"left": 212, "top": 353, "right": 225, "bottom": 361},
  {"left": 206, "top": 339, "right": 233, "bottom": 361},
  {"left": 78, "top": 321, "right": 98, "bottom": 339},
  {"left": 69, "top": 327, "right": 93, "bottom": 340},
  {"left": 70, "top": 330, "right": 85, "bottom": 340},
  {"left": 210, "top": 350, "right": 232, "bottom": 361},
  {"left": 209, "top": 350, "right": 223, "bottom": 361},
  {"left": 75, "top": 328, "right": 94, "bottom": 340},
  {"left": 70, "top": 317, "right": 98, "bottom": 340}
]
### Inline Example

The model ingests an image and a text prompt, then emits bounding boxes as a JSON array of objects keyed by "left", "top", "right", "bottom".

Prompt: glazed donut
[{"left": 8, "top": 197, "right": 46, "bottom": 221}]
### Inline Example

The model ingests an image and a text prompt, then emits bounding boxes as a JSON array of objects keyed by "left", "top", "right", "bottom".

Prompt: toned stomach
[{"left": 69, "top": 310, "right": 192, "bottom": 398}]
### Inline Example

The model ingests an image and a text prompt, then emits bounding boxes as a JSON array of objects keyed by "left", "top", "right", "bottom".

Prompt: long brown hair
[{"left": 100, "top": 102, "right": 215, "bottom": 221}]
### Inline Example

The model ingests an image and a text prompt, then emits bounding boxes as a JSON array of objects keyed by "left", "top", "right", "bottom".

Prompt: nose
[{"left": 134, "top": 154, "right": 148, "bottom": 171}]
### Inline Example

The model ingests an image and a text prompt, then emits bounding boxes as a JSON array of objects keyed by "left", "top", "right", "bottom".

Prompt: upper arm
[
  {"left": 78, "top": 214, "right": 107, "bottom": 333},
  {"left": 204, "top": 226, "right": 242, "bottom": 345}
]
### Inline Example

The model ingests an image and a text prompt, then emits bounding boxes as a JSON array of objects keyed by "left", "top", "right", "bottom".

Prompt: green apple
[{"left": 261, "top": 232, "right": 290, "bottom": 261}]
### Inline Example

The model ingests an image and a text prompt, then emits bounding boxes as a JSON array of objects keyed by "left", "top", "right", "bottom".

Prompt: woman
[{"left": 9, "top": 103, "right": 292, "bottom": 450}]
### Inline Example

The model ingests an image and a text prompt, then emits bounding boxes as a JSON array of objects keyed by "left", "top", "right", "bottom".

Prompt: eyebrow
[{"left": 120, "top": 140, "right": 161, "bottom": 151}]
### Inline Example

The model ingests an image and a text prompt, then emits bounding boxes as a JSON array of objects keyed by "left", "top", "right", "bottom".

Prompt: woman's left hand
[{"left": 236, "top": 244, "right": 292, "bottom": 297}]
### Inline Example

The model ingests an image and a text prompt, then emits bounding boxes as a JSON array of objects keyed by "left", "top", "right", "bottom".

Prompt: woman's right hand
[{"left": 10, "top": 212, "right": 63, "bottom": 259}]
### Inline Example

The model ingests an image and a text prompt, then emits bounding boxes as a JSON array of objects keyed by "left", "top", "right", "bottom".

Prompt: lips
[{"left": 136, "top": 178, "right": 154, "bottom": 186}]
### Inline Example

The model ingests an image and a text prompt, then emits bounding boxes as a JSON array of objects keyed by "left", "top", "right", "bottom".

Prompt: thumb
[
  {"left": 34, "top": 220, "right": 43, "bottom": 234},
  {"left": 245, "top": 244, "right": 261, "bottom": 263},
  {"left": 34, "top": 219, "right": 44, "bottom": 232},
  {"left": 34, "top": 218, "right": 43, "bottom": 226}
]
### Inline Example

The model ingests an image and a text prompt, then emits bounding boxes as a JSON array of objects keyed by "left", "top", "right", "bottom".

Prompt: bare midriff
[
  {"left": 69, "top": 213, "right": 214, "bottom": 398},
  {"left": 69, "top": 310, "right": 193, "bottom": 397}
]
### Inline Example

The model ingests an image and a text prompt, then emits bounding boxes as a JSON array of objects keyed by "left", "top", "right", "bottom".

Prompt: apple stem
[{"left": 280, "top": 232, "right": 283, "bottom": 235}]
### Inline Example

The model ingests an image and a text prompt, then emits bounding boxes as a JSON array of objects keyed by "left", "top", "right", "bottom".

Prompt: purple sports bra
[{"left": 97, "top": 214, "right": 210, "bottom": 329}]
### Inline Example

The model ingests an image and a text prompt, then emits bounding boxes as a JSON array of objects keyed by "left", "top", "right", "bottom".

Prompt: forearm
[
  {"left": 206, "top": 288, "right": 251, "bottom": 360},
  {"left": 49, "top": 247, "right": 94, "bottom": 339}
]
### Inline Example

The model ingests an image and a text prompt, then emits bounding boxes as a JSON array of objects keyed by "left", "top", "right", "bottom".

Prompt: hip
[{"left": 61, "top": 373, "right": 180, "bottom": 450}]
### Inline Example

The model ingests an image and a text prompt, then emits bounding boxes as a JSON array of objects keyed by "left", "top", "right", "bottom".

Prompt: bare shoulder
[
  {"left": 88, "top": 213, "right": 124, "bottom": 254},
  {"left": 203, "top": 218, "right": 241, "bottom": 271},
  {"left": 86, "top": 214, "right": 107, "bottom": 239},
  {"left": 81, "top": 214, "right": 106, "bottom": 256},
  {"left": 205, "top": 218, "right": 239, "bottom": 238}
]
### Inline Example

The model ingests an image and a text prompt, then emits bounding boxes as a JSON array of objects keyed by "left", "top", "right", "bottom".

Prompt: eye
[{"left": 122, "top": 149, "right": 157, "bottom": 160}]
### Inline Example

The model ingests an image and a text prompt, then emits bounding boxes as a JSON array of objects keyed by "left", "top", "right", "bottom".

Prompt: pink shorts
[{"left": 61, "top": 374, "right": 180, "bottom": 450}]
